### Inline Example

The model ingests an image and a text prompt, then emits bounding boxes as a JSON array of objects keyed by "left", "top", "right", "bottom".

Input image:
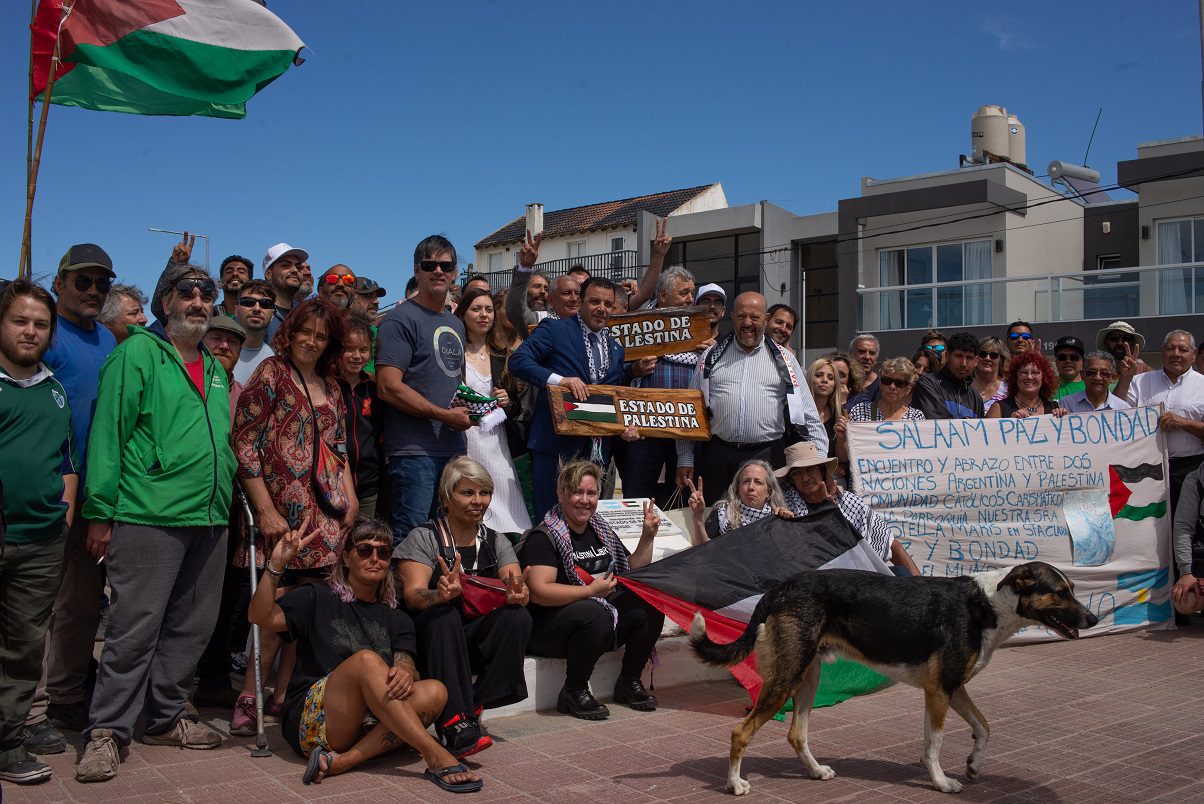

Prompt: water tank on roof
[
  {"left": 971, "top": 105, "right": 1009, "bottom": 163},
  {"left": 1007, "top": 114, "right": 1026, "bottom": 166}
]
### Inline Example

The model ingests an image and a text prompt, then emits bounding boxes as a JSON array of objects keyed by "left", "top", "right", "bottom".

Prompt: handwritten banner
[
  {"left": 847, "top": 407, "right": 1172, "bottom": 641},
  {"left": 606, "top": 306, "right": 711, "bottom": 361},
  {"left": 548, "top": 384, "right": 710, "bottom": 441}
]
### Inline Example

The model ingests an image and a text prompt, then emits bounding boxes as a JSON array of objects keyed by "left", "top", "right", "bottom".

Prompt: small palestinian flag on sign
[
  {"left": 1109, "top": 462, "right": 1166, "bottom": 521},
  {"left": 563, "top": 394, "right": 619, "bottom": 423}
]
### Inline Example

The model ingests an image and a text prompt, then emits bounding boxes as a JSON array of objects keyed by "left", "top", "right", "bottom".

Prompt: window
[
  {"left": 566, "top": 240, "right": 586, "bottom": 259},
  {"left": 875, "top": 240, "right": 992, "bottom": 329},
  {"left": 1156, "top": 217, "right": 1204, "bottom": 314},
  {"left": 610, "top": 236, "right": 625, "bottom": 251},
  {"left": 487, "top": 252, "right": 503, "bottom": 272}
]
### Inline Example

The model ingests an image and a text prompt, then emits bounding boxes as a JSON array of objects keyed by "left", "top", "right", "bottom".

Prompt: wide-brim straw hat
[{"left": 774, "top": 441, "right": 838, "bottom": 478}]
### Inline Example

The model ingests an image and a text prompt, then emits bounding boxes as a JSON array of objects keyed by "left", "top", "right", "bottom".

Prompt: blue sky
[{"left": 3, "top": 0, "right": 1201, "bottom": 297}]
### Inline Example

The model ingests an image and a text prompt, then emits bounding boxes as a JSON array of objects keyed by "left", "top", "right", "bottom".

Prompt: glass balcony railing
[{"left": 857, "top": 261, "right": 1204, "bottom": 330}]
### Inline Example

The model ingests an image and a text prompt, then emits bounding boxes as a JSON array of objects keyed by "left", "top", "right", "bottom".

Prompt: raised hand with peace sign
[
  {"left": 171, "top": 231, "right": 196, "bottom": 266},
  {"left": 518, "top": 229, "right": 544, "bottom": 269},
  {"left": 651, "top": 216, "right": 672, "bottom": 259},
  {"left": 434, "top": 553, "right": 463, "bottom": 604}
]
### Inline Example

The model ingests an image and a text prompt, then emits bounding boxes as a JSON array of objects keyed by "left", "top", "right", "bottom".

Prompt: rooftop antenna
[{"left": 1081, "top": 107, "right": 1103, "bottom": 167}]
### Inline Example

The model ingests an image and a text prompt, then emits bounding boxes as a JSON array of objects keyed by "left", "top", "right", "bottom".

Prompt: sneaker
[
  {"left": 0, "top": 757, "right": 52, "bottom": 785},
  {"left": 229, "top": 651, "right": 248, "bottom": 675},
  {"left": 437, "top": 713, "right": 492, "bottom": 758},
  {"left": 142, "top": 718, "right": 222, "bottom": 750},
  {"left": 264, "top": 696, "right": 284, "bottom": 723},
  {"left": 47, "top": 700, "right": 89, "bottom": 732},
  {"left": 76, "top": 729, "right": 120, "bottom": 783},
  {"left": 21, "top": 720, "right": 67, "bottom": 754},
  {"left": 229, "top": 696, "right": 258, "bottom": 736}
]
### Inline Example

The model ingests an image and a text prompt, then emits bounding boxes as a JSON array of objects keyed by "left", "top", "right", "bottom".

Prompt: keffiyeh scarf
[
  {"left": 541, "top": 504, "right": 629, "bottom": 628},
  {"left": 716, "top": 500, "right": 775, "bottom": 534}
]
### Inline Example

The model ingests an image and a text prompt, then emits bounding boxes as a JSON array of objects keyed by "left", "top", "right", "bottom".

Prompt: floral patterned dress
[{"left": 233, "top": 356, "right": 347, "bottom": 569}]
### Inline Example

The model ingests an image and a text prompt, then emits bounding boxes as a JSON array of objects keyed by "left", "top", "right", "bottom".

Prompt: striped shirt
[{"left": 782, "top": 486, "right": 892, "bottom": 561}]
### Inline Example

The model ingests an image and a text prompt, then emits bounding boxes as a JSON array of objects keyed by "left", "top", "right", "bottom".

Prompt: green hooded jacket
[{"left": 83, "top": 323, "right": 236, "bottom": 526}]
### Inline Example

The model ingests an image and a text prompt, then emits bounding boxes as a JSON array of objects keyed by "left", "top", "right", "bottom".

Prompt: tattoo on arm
[
  {"left": 393, "top": 651, "right": 419, "bottom": 679},
  {"left": 381, "top": 731, "right": 399, "bottom": 748}
]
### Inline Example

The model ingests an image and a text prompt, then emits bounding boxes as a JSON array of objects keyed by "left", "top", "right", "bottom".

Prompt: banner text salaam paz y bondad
[{"left": 847, "top": 406, "right": 1172, "bottom": 641}]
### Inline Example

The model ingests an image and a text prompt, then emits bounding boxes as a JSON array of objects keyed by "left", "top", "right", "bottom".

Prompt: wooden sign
[
  {"left": 548, "top": 384, "right": 710, "bottom": 441},
  {"left": 606, "top": 306, "right": 711, "bottom": 361}
]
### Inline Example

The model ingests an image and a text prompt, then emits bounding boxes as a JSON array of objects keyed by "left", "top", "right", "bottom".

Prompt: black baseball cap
[
  {"left": 355, "top": 276, "right": 386, "bottom": 297},
  {"left": 1054, "top": 335, "right": 1085, "bottom": 355},
  {"left": 58, "top": 243, "right": 115, "bottom": 277}
]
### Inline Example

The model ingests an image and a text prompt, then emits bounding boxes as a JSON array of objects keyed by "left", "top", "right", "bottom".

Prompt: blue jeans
[{"left": 388, "top": 455, "right": 450, "bottom": 547}]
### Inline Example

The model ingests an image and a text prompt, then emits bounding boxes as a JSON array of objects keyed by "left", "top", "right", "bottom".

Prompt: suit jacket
[{"left": 509, "top": 315, "right": 625, "bottom": 458}]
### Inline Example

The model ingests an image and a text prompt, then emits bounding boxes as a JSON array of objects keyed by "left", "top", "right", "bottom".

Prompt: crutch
[{"left": 238, "top": 486, "right": 273, "bottom": 758}]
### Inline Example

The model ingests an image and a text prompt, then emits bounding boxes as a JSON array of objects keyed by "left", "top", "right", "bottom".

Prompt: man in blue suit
[{"left": 511, "top": 277, "right": 652, "bottom": 521}]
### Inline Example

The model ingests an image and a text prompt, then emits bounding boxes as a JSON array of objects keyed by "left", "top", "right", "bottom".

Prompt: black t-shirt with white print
[{"left": 520, "top": 524, "right": 629, "bottom": 614}]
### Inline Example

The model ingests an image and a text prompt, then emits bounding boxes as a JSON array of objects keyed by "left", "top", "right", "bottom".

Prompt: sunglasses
[
  {"left": 176, "top": 278, "right": 217, "bottom": 300},
  {"left": 418, "top": 259, "right": 456, "bottom": 274},
  {"left": 238, "top": 297, "right": 274, "bottom": 309},
  {"left": 322, "top": 273, "right": 356, "bottom": 286},
  {"left": 880, "top": 377, "right": 910, "bottom": 388},
  {"left": 1106, "top": 333, "right": 1136, "bottom": 344},
  {"left": 1055, "top": 353, "right": 1082, "bottom": 362},
  {"left": 977, "top": 351, "right": 999, "bottom": 359},
  {"left": 352, "top": 543, "right": 392, "bottom": 561},
  {"left": 1083, "top": 369, "right": 1114, "bottom": 378},
  {"left": 926, "top": 343, "right": 946, "bottom": 352},
  {"left": 71, "top": 274, "right": 112, "bottom": 293},
  {"left": 1008, "top": 332, "right": 1034, "bottom": 341}
]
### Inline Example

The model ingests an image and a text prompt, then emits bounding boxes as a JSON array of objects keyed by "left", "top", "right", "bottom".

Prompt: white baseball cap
[
  {"left": 695, "top": 283, "right": 726, "bottom": 303},
  {"left": 263, "top": 242, "right": 309, "bottom": 273}
]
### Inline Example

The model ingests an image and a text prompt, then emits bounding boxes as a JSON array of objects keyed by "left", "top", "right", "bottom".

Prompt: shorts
[{"left": 297, "top": 676, "right": 329, "bottom": 755}]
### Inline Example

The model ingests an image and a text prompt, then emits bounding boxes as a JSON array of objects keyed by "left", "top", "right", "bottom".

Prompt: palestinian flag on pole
[
  {"left": 31, "top": 0, "right": 304, "bottom": 119},
  {"left": 619, "top": 510, "right": 893, "bottom": 707},
  {"left": 1109, "top": 462, "right": 1166, "bottom": 521},
  {"left": 563, "top": 394, "right": 619, "bottom": 424}
]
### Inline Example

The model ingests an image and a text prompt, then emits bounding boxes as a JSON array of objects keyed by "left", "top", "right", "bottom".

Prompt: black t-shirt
[
  {"left": 520, "top": 525, "right": 629, "bottom": 613},
  {"left": 277, "top": 584, "right": 417, "bottom": 755},
  {"left": 994, "top": 396, "right": 1059, "bottom": 418}
]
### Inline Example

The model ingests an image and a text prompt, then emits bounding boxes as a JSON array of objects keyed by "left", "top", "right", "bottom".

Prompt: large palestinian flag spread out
[
  {"left": 31, "top": 0, "right": 304, "bottom": 119},
  {"left": 619, "top": 509, "right": 893, "bottom": 706}
]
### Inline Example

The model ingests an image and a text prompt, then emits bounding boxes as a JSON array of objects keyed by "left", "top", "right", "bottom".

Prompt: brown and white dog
[{"left": 689, "top": 561, "right": 1098, "bottom": 795}]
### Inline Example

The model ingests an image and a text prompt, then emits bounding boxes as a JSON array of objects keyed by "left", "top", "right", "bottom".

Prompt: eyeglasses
[
  {"left": 352, "top": 543, "right": 392, "bottom": 561},
  {"left": 1008, "top": 332, "right": 1034, "bottom": 341},
  {"left": 880, "top": 377, "right": 910, "bottom": 388},
  {"left": 418, "top": 260, "right": 456, "bottom": 274},
  {"left": 322, "top": 273, "right": 356, "bottom": 286},
  {"left": 1055, "top": 352, "right": 1082, "bottom": 362},
  {"left": 238, "top": 297, "right": 274, "bottom": 309},
  {"left": 977, "top": 351, "right": 1000, "bottom": 360},
  {"left": 1083, "top": 369, "right": 1114, "bottom": 378},
  {"left": 71, "top": 275, "right": 112, "bottom": 293},
  {"left": 1105, "top": 333, "right": 1136, "bottom": 344},
  {"left": 175, "top": 278, "right": 217, "bottom": 300},
  {"left": 926, "top": 343, "right": 946, "bottom": 352}
]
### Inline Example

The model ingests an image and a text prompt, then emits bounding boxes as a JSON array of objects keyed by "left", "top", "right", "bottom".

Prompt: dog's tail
[{"left": 688, "top": 595, "right": 773, "bottom": 668}]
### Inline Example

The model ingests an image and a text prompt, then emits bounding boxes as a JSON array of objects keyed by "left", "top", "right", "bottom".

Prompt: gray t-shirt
[
  {"left": 233, "top": 340, "right": 274, "bottom": 386},
  {"left": 375, "top": 300, "right": 466, "bottom": 457},
  {"left": 393, "top": 523, "right": 519, "bottom": 581}
]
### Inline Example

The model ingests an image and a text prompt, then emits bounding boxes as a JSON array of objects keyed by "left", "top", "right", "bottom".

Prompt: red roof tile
[{"left": 474, "top": 184, "right": 717, "bottom": 250}]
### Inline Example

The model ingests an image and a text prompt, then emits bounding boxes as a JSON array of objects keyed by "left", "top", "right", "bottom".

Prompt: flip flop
[
  {"left": 302, "top": 745, "right": 333, "bottom": 785},
  {"left": 424, "top": 762, "right": 483, "bottom": 793}
]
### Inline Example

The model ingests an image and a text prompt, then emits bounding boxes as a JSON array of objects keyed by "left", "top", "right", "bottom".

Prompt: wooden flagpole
[{"left": 19, "top": 1, "right": 68, "bottom": 280}]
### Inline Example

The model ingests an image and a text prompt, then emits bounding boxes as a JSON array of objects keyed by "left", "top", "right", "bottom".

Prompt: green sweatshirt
[
  {"left": 83, "top": 324, "right": 236, "bottom": 526},
  {"left": 0, "top": 363, "right": 76, "bottom": 544}
]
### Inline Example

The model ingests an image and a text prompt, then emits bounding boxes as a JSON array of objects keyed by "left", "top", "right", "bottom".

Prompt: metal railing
[
  {"left": 857, "top": 261, "right": 1204, "bottom": 329},
  {"left": 467, "top": 250, "right": 639, "bottom": 290}
]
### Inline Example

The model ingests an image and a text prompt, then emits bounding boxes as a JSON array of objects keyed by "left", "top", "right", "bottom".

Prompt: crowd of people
[{"left": 2, "top": 227, "right": 1203, "bottom": 793}]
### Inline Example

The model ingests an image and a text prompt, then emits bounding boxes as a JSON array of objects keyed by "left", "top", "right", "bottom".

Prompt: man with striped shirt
[{"left": 675, "top": 292, "right": 826, "bottom": 506}]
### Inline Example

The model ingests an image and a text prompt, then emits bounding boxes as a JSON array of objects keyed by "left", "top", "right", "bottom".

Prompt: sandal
[
  {"left": 423, "top": 762, "right": 483, "bottom": 793},
  {"left": 303, "top": 745, "right": 333, "bottom": 785}
]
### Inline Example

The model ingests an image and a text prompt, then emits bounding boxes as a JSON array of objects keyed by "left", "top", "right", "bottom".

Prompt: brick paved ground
[{"left": 7, "top": 623, "right": 1203, "bottom": 803}]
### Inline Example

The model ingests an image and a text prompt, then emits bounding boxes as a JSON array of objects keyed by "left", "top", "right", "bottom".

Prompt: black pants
[
  {"left": 619, "top": 437, "right": 679, "bottom": 507},
  {"left": 526, "top": 587, "right": 664, "bottom": 692},
  {"left": 1170, "top": 455, "right": 1204, "bottom": 520},
  {"left": 412, "top": 603, "right": 532, "bottom": 724},
  {"left": 696, "top": 438, "right": 785, "bottom": 506}
]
